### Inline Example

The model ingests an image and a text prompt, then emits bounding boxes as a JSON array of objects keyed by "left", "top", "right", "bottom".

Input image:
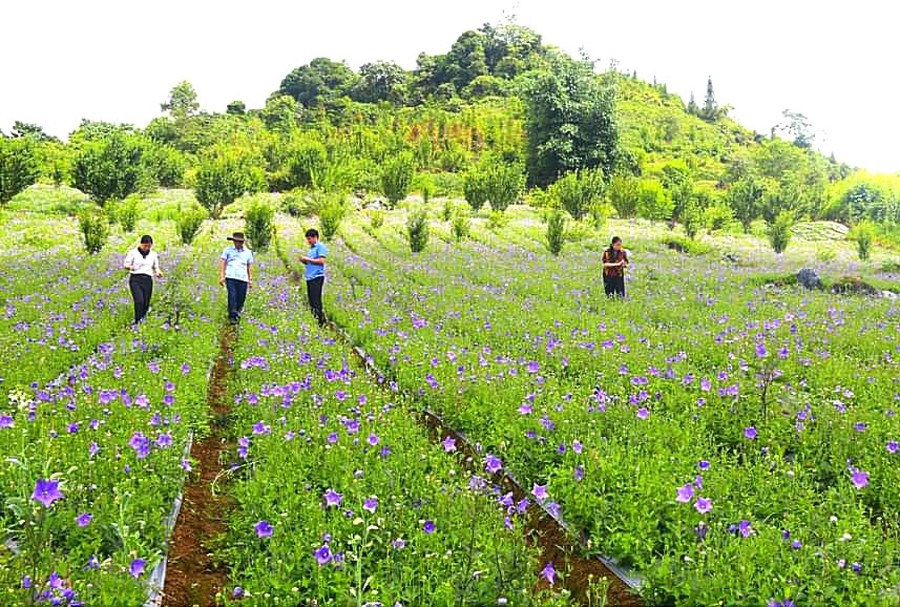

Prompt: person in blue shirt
[
  {"left": 299, "top": 228, "right": 328, "bottom": 326},
  {"left": 219, "top": 232, "right": 254, "bottom": 324}
]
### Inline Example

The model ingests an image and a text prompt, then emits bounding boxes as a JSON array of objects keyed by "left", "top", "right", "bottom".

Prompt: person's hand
[
  {"left": 218, "top": 276, "right": 225, "bottom": 287},
  {"left": 247, "top": 279, "right": 252, "bottom": 290},
  {"left": 300, "top": 256, "right": 310, "bottom": 263},
  {"left": 156, "top": 271, "right": 164, "bottom": 279}
]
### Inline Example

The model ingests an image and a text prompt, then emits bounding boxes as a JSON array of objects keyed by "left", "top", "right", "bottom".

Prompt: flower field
[{"left": 2, "top": 198, "right": 899, "bottom": 606}]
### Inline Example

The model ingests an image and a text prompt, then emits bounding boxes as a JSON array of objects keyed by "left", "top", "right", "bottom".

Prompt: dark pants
[
  {"left": 604, "top": 275, "right": 625, "bottom": 298},
  {"left": 129, "top": 274, "right": 153, "bottom": 324},
  {"left": 226, "top": 278, "right": 249, "bottom": 322},
  {"left": 306, "top": 276, "right": 326, "bottom": 326}
]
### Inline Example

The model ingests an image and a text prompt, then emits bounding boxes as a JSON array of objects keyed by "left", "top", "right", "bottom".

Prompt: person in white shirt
[{"left": 123, "top": 235, "right": 163, "bottom": 324}]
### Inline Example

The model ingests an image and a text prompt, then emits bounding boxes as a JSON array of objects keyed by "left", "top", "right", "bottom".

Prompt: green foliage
[
  {"left": 319, "top": 195, "right": 348, "bottom": 240},
  {"left": 768, "top": 210, "right": 794, "bottom": 254},
  {"left": 286, "top": 138, "right": 328, "bottom": 190},
  {"left": 451, "top": 209, "right": 470, "bottom": 241},
  {"left": 278, "top": 57, "right": 359, "bottom": 107},
  {"left": 487, "top": 210, "right": 508, "bottom": 231},
  {"left": 245, "top": 200, "right": 275, "bottom": 252},
  {"left": 71, "top": 133, "right": 155, "bottom": 205},
  {"left": 546, "top": 209, "right": 567, "bottom": 256},
  {"left": 609, "top": 174, "right": 640, "bottom": 218},
  {"left": 636, "top": 179, "right": 674, "bottom": 220},
  {"left": 381, "top": 153, "right": 416, "bottom": 207},
  {"left": 729, "top": 176, "right": 765, "bottom": 233},
  {"left": 161, "top": 81, "right": 199, "bottom": 119},
  {"left": 143, "top": 144, "right": 186, "bottom": 188},
  {"left": 703, "top": 203, "right": 735, "bottom": 233},
  {"left": 660, "top": 234, "right": 714, "bottom": 255},
  {"left": 463, "top": 159, "right": 525, "bottom": 212},
  {"left": 117, "top": 195, "right": 141, "bottom": 232},
  {"left": 368, "top": 208, "right": 385, "bottom": 230},
  {"left": 77, "top": 208, "right": 109, "bottom": 254},
  {"left": 407, "top": 207, "right": 430, "bottom": 253},
  {"left": 353, "top": 61, "right": 409, "bottom": 104},
  {"left": 0, "top": 137, "right": 40, "bottom": 204},
  {"left": 176, "top": 207, "right": 205, "bottom": 244},
  {"left": 524, "top": 55, "right": 619, "bottom": 187},
  {"left": 441, "top": 199, "right": 454, "bottom": 221},
  {"left": 195, "top": 146, "right": 265, "bottom": 219},
  {"left": 548, "top": 168, "right": 605, "bottom": 221},
  {"left": 682, "top": 198, "right": 703, "bottom": 240},
  {"left": 849, "top": 221, "right": 875, "bottom": 261}
]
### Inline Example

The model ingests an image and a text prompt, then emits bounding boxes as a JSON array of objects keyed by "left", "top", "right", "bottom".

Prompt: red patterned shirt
[{"left": 602, "top": 249, "right": 628, "bottom": 278}]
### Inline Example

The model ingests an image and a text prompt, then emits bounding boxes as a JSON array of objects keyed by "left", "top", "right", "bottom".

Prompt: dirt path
[{"left": 163, "top": 325, "right": 236, "bottom": 607}]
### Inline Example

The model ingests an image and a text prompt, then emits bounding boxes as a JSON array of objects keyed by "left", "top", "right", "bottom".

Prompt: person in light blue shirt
[
  {"left": 219, "top": 232, "right": 254, "bottom": 324},
  {"left": 299, "top": 228, "right": 328, "bottom": 326}
]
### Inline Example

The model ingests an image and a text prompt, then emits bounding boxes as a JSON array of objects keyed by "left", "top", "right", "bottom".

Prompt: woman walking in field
[
  {"left": 219, "top": 232, "right": 254, "bottom": 324},
  {"left": 602, "top": 236, "right": 628, "bottom": 298},
  {"left": 123, "top": 235, "right": 163, "bottom": 325}
]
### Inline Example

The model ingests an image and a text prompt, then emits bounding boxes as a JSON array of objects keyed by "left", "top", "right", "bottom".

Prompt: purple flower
[
  {"left": 130, "top": 558, "right": 146, "bottom": 578},
  {"left": 485, "top": 454, "right": 502, "bottom": 475},
  {"left": 324, "top": 489, "right": 342, "bottom": 508},
  {"left": 315, "top": 543, "right": 332, "bottom": 566},
  {"left": 32, "top": 479, "right": 63, "bottom": 508},
  {"left": 738, "top": 520, "right": 753, "bottom": 538},
  {"left": 0, "top": 415, "right": 14, "bottom": 429},
  {"left": 851, "top": 469, "right": 869, "bottom": 489},
  {"left": 572, "top": 440, "right": 583, "bottom": 454},
  {"left": 441, "top": 436, "right": 456, "bottom": 452},
  {"left": 423, "top": 520, "right": 436, "bottom": 534},
  {"left": 675, "top": 483, "right": 694, "bottom": 504},
  {"left": 540, "top": 561, "right": 556, "bottom": 585},
  {"left": 76, "top": 513, "right": 93, "bottom": 527},
  {"left": 694, "top": 497, "right": 713, "bottom": 514},
  {"left": 636, "top": 407, "right": 649, "bottom": 420},
  {"left": 532, "top": 484, "right": 549, "bottom": 504},
  {"left": 887, "top": 441, "right": 898, "bottom": 454},
  {"left": 233, "top": 587, "right": 244, "bottom": 598},
  {"left": 255, "top": 520, "right": 273, "bottom": 538},
  {"left": 363, "top": 496, "right": 378, "bottom": 514},
  {"left": 518, "top": 403, "right": 532, "bottom": 415},
  {"left": 744, "top": 426, "right": 757, "bottom": 440},
  {"left": 252, "top": 421, "right": 270, "bottom": 435},
  {"left": 699, "top": 459, "right": 710, "bottom": 470},
  {"left": 574, "top": 465, "right": 585, "bottom": 482},
  {"left": 791, "top": 540, "right": 803, "bottom": 550},
  {"left": 392, "top": 538, "right": 406, "bottom": 550},
  {"left": 367, "top": 433, "right": 380, "bottom": 446},
  {"left": 546, "top": 502, "right": 562, "bottom": 519},
  {"left": 756, "top": 343, "right": 768, "bottom": 358}
]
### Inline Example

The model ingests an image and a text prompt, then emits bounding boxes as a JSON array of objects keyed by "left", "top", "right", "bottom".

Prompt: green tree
[
  {"left": 608, "top": 174, "right": 640, "bottom": 218},
  {"left": 463, "top": 159, "right": 525, "bottom": 212},
  {"left": 548, "top": 168, "right": 605, "bottom": 221},
  {"left": 407, "top": 207, "right": 430, "bottom": 253},
  {"left": 262, "top": 95, "right": 302, "bottom": 134},
  {"left": 776, "top": 109, "right": 815, "bottom": 149},
  {"left": 78, "top": 208, "right": 109, "bottom": 254},
  {"left": 160, "top": 81, "right": 200, "bottom": 119},
  {"left": 729, "top": 176, "right": 766, "bottom": 233},
  {"left": 0, "top": 137, "right": 40, "bottom": 204},
  {"left": 195, "top": 146, "right": 266, "bottom": 219},
  {"left": 686, "top": 92, "right": 699, "bottom": 116},
  {"left": 768, "top": 210, "right": 794, "bottom": 254},
  {"left": 636, "top": 179, "right": 675, "bottom": 221},
  {"left": 11, "top": 121, "right": 57, "bottom": 142},
  {"left": 353, "top": 61, "right": 409, "bottom": 104},
  {"left": 701, "top": 76, "right": 718, "bottom": 121},
  {"left": 278, "top": 58, "right": 359, "bottom": 107},
  {"left": 244, "top": 200, "right": 275, "bottom": 252},
  {"left": 523, "top": 54, "right": 619, "bottom": 187},
  {"left": 849, "top": 221, "right": 875, "bottom": 261},
  {"left": 71, "top": 133, "right": 155, "bottom": 204},
  {"left": 226, "top": 100, "right": 247, "bottom": 115},
  {"left": 546, "top": 209, "right": 567, "bottom": 256}
]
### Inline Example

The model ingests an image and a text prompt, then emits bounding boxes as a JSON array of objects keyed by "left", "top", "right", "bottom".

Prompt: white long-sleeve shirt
[{"left": 123, "top": 249, "right": 160, "bottom": 277}]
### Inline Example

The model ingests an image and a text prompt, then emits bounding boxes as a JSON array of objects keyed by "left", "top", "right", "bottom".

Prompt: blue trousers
[{"left": 226, "top": 278, "right": 248, "bottom": 322}]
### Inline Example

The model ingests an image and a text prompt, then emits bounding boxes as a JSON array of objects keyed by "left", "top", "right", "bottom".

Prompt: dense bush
[
  {"left": 381, "top": 153, "right": 416, "bottom": 207},
  {"left": 245, "top": 201, "right": 275, "bottom": 252},
  {"left": 609, "top": 174, "right": 640, "bottom": 218},
  {"left": 116, "top": 195, "right": 141, "bottom": 232},
  {"left": 548, "top": 168, "right": 605, "bottom": 221},
  {"left": 319, "top": 195, "right": 348, "bottom": 240},
  {"left": 368, "top": 208, "right": 385, "bottom": 230},
  {"left": 637, "top": 179, "right": 675, "bottom": 221},
  {"left": 176, "top": 207, "right": 205, "bottom": 244},
  {"left": 72, "top": 133, "right": 155, "bottom": 205},
  {"left": 849, "top": 220, "right": 875, "bottom": 261},
  {"left": 407, "top": 207, "right": 430, "bottom": 253},
  {"left": 768, "top": 210, "right": 794, "bottom": 254},
  {"left": 77, "top": 208, "right": 109, "bottom": 254},
  {"left": 546, "top": 209, "right": 567, "bottom": 256},
  {"left": 451, "top": 209, "right": 470, "bottom": 241},
  {"left": 703, "top": 203, "right": 735, "bottom": 232},
  {"left": 463, "top": 160, "right": 525, "bottom": 212}
]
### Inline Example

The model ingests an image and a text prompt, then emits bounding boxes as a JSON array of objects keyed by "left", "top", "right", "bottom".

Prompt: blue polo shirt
[
  {"left": 221, "top": 246, "right": 254, "bottom": 282},
  {"left": 305, "top": 242, "right": 328, "bottom": 281}
]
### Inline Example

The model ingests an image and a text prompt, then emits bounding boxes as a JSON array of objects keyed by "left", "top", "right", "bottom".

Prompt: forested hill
[{"left": 2, "top": 23, "right": 899, "bottom": 236}]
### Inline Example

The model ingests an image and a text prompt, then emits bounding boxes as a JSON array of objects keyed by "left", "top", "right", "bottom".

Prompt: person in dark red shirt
[{"left": 602, "top": 236, "right": 628, "bottom": 298}]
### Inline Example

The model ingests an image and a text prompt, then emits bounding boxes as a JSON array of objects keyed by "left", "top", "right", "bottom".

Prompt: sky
[{"left": 2, "top": 0, "right": 898, "bottom": 173}]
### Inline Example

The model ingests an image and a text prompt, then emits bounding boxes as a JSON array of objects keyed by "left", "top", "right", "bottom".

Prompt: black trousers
[
  {"left": 129, "top": 274, "right": 153, "bottom": 324},
  {"left": 604, "top": 275, "right": 625, "bottom": 298},
  {"left": 306, "top": 276, "right": 326, "bottom": 326},
  {"left": 226, "top": 278, "right": 249, "bottom": 322}
]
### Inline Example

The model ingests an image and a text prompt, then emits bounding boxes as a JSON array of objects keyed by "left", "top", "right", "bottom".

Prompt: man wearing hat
[{"left": 219, "top": 232, "right": 254, "bottom": 324}]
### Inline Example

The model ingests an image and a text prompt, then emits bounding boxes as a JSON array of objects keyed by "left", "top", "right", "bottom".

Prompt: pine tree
[
  {"left": 687, "top": 92, "right": 699, "bottom": 116},
  {"left": 702, "top": 77, "right": 718, "bottom": 121}
]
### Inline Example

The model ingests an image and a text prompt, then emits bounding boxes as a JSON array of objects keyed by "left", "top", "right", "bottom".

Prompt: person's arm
[
  {"left": 123, "top": 250, "right": 135, "bottom": 271},
  {"left": 601, "top": 252, "right": 621, "bottom": 268},
  {"left": 306, "top": 256, "right": 326, "bottom": 266},
  {"left": 219, "top": 258, "right": 227, "bottom": 286},
  {"left": 154, "top": 253, "right": 163, "bottom": 278},
  {"left": 247, "top": 263, "right": 252, "bottom": 287}
]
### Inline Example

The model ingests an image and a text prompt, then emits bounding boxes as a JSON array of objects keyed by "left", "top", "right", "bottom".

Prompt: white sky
[{"left": 2, "top": 0, "right": 898, "bottom": 173}]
